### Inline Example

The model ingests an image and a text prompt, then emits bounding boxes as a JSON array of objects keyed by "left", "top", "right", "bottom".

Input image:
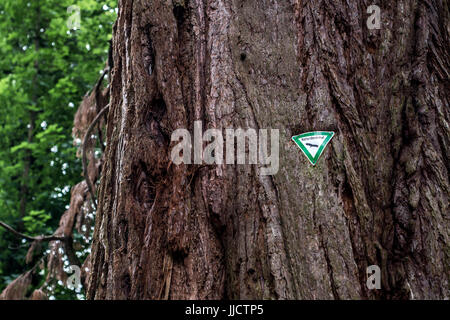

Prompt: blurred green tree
[{"left": 0, "top": 0, "right": 116, "bottom": 299}]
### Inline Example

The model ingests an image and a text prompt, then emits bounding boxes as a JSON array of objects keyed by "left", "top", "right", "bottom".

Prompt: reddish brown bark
[{"left": 87, "top": 0, "right": 449, "bottom": 299}]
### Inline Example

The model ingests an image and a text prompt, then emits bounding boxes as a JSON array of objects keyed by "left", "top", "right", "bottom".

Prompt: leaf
[{"left": 10, "top": 141, "right": 36, "bottom": 153}]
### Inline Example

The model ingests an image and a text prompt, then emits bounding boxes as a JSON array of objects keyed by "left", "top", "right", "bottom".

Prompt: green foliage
[
  {"left": 22, "top": 210, "right": 51, "bottom": 233},
  {"left": 0, "top": 0, "right": 116, "bottom": 299}
]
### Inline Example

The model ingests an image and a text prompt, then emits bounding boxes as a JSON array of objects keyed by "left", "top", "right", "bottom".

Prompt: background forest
[{"left": 0, "top": 0, "right": 116, "bottom": 299}]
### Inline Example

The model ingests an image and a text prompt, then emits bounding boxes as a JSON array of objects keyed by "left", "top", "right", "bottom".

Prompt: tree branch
[{"left": 0, "top": 221, "right": 66, "bottom": 242}]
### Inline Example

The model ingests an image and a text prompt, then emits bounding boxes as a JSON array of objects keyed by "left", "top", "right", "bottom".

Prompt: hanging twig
[
  {"left": 82, "top": 104, "right": 110, "bottom": 210},
  {"left": 94, "top": 67, "right": 110, "bottom": 152}
]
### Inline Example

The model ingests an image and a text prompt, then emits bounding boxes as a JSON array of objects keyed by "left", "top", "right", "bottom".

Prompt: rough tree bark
[{"left": 87, "top": 0, "right": 449, "bottom": 299}]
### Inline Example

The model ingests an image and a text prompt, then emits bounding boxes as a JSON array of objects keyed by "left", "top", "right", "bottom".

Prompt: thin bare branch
[{"left": 0, "top": 221, "right": 66, "bottom": 242}]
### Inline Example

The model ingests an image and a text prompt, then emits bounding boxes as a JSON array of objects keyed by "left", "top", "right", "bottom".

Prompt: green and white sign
[{"left": 291, "top": 131, "right": 335, "bottom": 166}]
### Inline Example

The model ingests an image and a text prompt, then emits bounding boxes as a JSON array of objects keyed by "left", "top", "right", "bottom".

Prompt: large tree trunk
[{"left": 87, "top": 0, "right": 449, "bottom": 299}]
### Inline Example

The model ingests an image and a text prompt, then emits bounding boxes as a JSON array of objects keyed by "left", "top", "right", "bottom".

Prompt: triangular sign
[{"left": 292, "top": 131, "right": 335, "bottom": 166}]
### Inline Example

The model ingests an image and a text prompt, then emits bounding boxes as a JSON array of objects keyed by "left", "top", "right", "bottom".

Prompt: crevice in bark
[
  {"left": 340, "top": 176, "right": 368, "bottom": 299},
  {"left": 312, "top": 192, "right": 339, "bottom": 300}
]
